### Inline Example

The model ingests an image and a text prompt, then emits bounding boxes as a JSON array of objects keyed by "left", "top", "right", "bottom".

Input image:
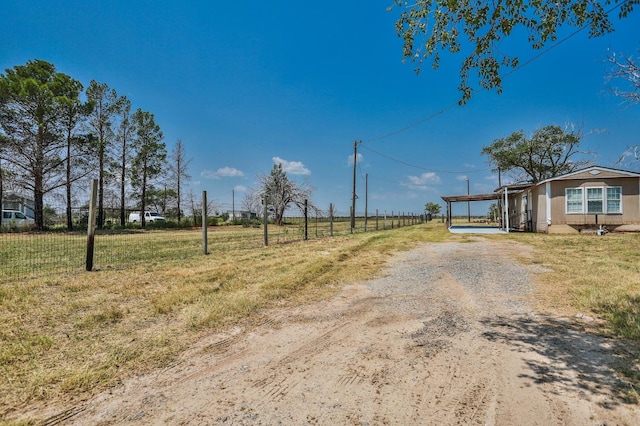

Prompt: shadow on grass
[
  {"left": 597, "top": 294, "right": 640, "bottom": 342},
  {"left": 481, "top": 315, "right": 640, "bottom": 407}
]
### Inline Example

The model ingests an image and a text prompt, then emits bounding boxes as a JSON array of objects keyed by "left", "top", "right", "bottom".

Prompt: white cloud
[
  {"left": 234, "top": 185, "right": 247, "bottom": 192},
  {"left": 401, "top": 172, "right": 440, "bottom": 191},
  {"left": 348, "top": 152, "right": 364, "bottom": 166},
  {"left": 201, "top": 167, "right": 245, "bottom": 179},
  {"left": 273, "top": 156, "right": 310, "bottom": 175}
]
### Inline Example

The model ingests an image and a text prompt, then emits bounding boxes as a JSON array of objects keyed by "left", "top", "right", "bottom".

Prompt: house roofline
[
  {"left": 2, "top": 190, "right": 35, "bottom": 202},
  {"left": 536, "top": 165, "right": 640, "bottom": 185},
  {"left": 494, "top": 183, "right": 532, "bottom": 193},
  {"left": 494, "top": 166, "right": 640, "bottom": 193}
]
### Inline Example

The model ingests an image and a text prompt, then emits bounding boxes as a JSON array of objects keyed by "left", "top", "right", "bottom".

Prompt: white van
[
  {"left": 128, "top": 211, "right": 166, "bottom": 223},
  {"left": 2, "top": 210, "right": 35, "bottom": 226}
]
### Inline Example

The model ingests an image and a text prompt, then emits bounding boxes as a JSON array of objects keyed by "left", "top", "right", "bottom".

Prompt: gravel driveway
[{"left": 51, "top": 239, "right": 638, "bottom": 425}]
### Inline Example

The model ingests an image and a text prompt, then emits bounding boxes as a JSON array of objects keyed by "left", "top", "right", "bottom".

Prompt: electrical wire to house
[{"left": 352, "top": 0, "right": 630, "bottom": 178}]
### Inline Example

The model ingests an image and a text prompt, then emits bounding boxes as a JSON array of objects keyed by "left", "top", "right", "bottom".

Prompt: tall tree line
[{"left": 0, "top": 59, "right": 188, "bottom": 230}]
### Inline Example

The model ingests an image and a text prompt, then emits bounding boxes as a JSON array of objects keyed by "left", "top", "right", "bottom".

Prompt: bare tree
[
  {"left": 167, "top": 138, "right": 191, "bottom": 223},
  {"left": 606, "top": 51, "right": 640, "bottom": 166},
  {"left": 187, "top": 189, "right": 199, "bottom": 226},
  {"left": 86, "top": 80, "right": 122, "bottom": 228},
  {"left": 242, "top": 190, "right": 262, "bottom": 217},
  {"left": 257, "top": 163, "right": 315, "bottom": 226},
  {"left": 186, "top": 188, "right": 220, "bottom": 226},
  {"left": 608, "top": 51, "right": 640, "bottom": 107},
  {"left": 112, "top": 96, "right": 135, "bottom": 226}
]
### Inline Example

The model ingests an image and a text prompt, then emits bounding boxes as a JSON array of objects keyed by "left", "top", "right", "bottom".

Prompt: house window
[
  {"left": 586, "top": 188, "right": 603, "bottom": 213},
  {"left": 566, "top": 188, "right": 583, "bottom": 213},
  {"left": 565, "top": 186, "right": 622, "bottom": 214},
  {"left": 606, "top": 187, "right": 622, "bottom": 213}
]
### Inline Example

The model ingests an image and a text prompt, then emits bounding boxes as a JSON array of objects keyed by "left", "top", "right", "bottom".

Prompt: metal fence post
[
  {"left": 329, "top": 203, "right": 334, "bottom": 237},
  {"left": 304, "top": 199, "right": 308, "bottom": 241},
  {"left": 202, "top": 190, "right": 208, "bottom": 255},
  {"left": 263, "top": 194, "right": 268, "bottom": 246},
  {"left": 85, "top": 179, "right": 98, "bottom": 271},
  {"left": 350, "top": 206, "right": 354, "bottom": 234}
]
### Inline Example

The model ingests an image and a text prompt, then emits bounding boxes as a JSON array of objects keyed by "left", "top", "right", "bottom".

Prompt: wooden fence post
[{"left": 85, "top": 179, "right": 98, "bottom": 271}]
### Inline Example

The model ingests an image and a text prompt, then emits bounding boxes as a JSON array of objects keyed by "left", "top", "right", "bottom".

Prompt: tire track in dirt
[{"left": 36, "top": 240, "right": 640, "bottom": 425}]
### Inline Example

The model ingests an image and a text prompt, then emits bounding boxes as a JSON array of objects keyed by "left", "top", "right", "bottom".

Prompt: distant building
[
  {"left": 1, "top": 191, "right": 35, "bottom": 218},
  {"left": 227, "top": 210, "right": 257, "bottom": 221}
]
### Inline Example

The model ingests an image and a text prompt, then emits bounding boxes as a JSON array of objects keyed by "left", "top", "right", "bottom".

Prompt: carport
[{"left": 441, "top": 193, "right": 505, "bottom": 234}]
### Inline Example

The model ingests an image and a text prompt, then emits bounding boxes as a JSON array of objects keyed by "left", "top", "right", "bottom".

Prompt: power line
[
  {"left": 351, "top": 1, "right": 629, "bottom": 210},
  {"left": 361, "top": 0, "right": 628, "bottom": 145},
  {"left": 360, "top": 144, "right": 490, "bottom": 174},
  {"left": 363, "top": 102, "right": 459, "bottom": 143}
]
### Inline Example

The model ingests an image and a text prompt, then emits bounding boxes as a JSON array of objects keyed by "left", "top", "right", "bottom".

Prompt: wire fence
[{"left": 0, "top": 210, "right": 427, "bottom": 282}]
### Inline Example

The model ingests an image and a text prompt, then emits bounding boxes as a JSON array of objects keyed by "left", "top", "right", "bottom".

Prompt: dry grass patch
[
  {"left": 486, "top": 231, "right": 640, "bottom": 403},
  {"left": 7, "top": 224, "right": 638, "bottom": 419},
  {"left": 508, "top": 232, "right": 640, "bottom": 338},
  {"left": 1, "top": 223, "right": 450, "bottom": 422},
  {"left": 515, "top": 233, "right": 640, "bottom": 390}
]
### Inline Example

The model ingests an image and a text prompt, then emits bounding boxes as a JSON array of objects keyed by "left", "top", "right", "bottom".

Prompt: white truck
[
  {"left": 128, "top": 211, "right": 166, "bottom": 223},
  {"left": 1, "top": 210, "right": 35, "bottom": 227}
]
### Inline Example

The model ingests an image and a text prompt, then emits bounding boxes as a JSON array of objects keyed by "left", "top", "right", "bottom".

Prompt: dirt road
[{"left": 57, "top": 240, "right": 637, "bottom": 425}]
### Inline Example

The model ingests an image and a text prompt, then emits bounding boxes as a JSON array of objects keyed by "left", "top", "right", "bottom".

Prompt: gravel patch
[{"left": 364, "top": 241, "right": 535, "bottom": 316}]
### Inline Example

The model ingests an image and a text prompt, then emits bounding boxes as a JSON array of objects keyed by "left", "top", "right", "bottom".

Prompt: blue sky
[{"left": 2, "top": 1, "right": 639, "bottom": 216}]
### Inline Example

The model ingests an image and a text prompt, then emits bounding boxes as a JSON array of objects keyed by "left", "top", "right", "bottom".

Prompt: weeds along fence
[{"left": 0, "top": 208, "right": 427, "bottom": 282}]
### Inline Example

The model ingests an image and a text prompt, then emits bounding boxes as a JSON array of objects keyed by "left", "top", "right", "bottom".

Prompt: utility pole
[
  {"left": 498, "top": 167, "right": 503, "bottom": 228},
  {"left": 351, "top": 140, "right": 360, "bottom": 233},
  {"left": 466, "top": 177, "right": 471, "bottom": 222}
]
